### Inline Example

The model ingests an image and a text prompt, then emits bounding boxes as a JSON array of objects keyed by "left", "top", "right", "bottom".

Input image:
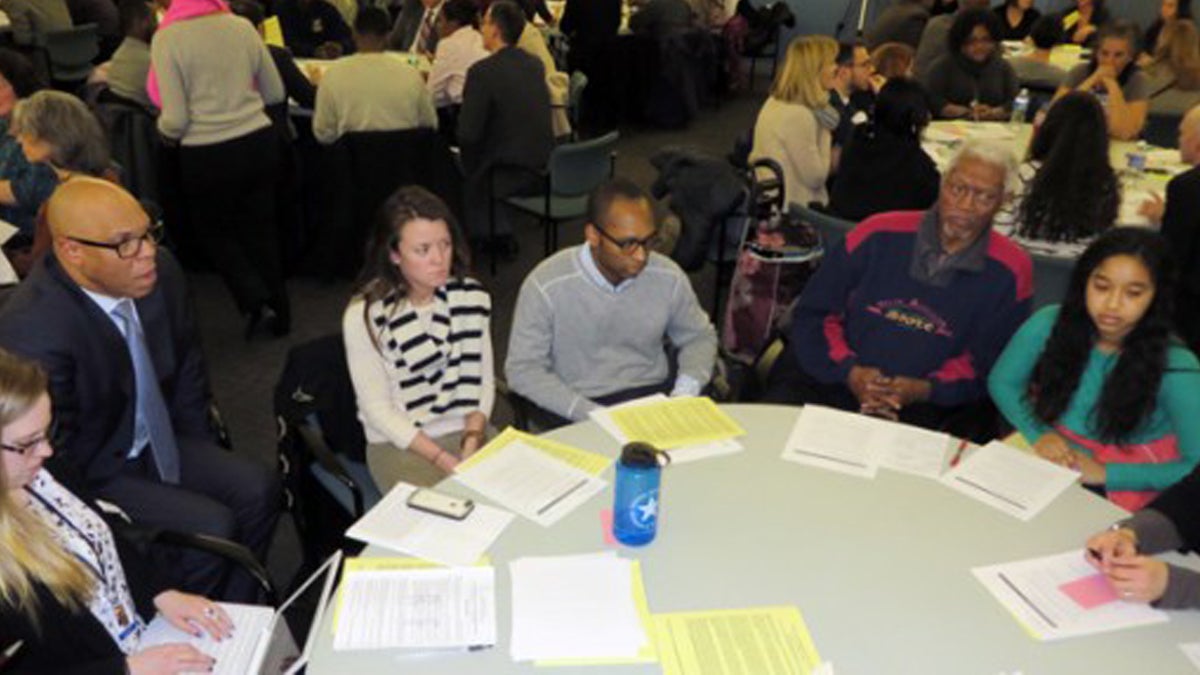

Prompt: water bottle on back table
[{"left": 1011, "top": 88, "right": 1030, "bottom": 128}]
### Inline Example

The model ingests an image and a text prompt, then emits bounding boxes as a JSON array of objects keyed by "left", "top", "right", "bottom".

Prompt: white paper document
[
  {"left": 1180, "top": 641, "right": 1200, "bottom": 670},
  {"left": 973, "top": 550, "right": 1169, "bottom": 641},
  {"left": 509, "top": 552, "right": 648, "bottom": 661},
  {"left": 781, "top": 406, "right": 880, "bottom": 478},
  {"left": 590, "top": 395, "right": 745, "bottom": 464},
  {"left": 454, "top": 440, "right": 606, "bottom": 526},
  {"left": 333, "top": 566, "right": 496, "bottom": 651},
  {"left": 941, "top": 441, "right": 1079, "bottom": 520},
  {"left": 345, "top": 482, "right": 514, "bottom": 567},
  {"left": 781, "top": 405, "right": 951, "bottom": 479}
]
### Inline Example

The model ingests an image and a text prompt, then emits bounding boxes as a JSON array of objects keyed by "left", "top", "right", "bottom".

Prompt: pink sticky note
[
  {"left": 1059, "top": 573, "right": 1120, "bottom": 610},
  {"left": 600, "top": 509, "right": 616, "bottom": 546}
]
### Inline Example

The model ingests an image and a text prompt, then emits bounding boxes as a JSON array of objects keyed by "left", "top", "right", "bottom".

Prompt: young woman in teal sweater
[{"left": 989, "top": 228, "right": 1200, "bottom": 510}]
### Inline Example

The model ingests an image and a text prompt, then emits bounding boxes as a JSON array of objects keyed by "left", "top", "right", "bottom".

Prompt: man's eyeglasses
[
  {"left": 68, "top": 222, "right": 164, "bottom": 260},
  {"left": 1, "top": 420, "right": 60, "bottom": 456},
  {"left": 595, "top": 226, "right": 661, "bottom": 256},
  {"left": 943, "top": 179, "right": 1002, "bottom": 209}
]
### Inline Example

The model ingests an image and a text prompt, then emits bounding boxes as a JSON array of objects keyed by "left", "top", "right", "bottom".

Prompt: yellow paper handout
[
  {"left": 609, "top": 397, "right": 745, "bottom": 449},
  {"left": 456, "top": 426, "right": 612, "bottom": 475}
]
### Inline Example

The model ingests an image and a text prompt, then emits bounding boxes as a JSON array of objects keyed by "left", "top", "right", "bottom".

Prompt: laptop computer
[{"left": 140, "top": 551, "right": 342, "bottom": 675}]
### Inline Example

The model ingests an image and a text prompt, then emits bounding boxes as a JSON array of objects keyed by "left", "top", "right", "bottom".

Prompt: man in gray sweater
[{"left": 505, "top": 178, "right": 718, "bottom": 428}]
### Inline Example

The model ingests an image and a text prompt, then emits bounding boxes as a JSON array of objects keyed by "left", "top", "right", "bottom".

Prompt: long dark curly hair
[
  {"left": 1017, "top": 92, "right": 1118, "bottom": 243},
  {"left": 1028, "top": 228, "right": 1177, "bottom": 441}
]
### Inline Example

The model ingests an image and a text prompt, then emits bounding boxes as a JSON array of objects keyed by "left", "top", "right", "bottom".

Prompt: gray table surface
[{"left": 307, "top": 404, "right": 1200, "bottom": 674}]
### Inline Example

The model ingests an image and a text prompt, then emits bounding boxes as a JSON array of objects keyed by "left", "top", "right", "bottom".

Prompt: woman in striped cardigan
[{"left": 343, "top": 186, "right": 495, "bottom": 492}]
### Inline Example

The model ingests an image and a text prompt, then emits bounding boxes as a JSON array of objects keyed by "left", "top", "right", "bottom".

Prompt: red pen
[{"left": 949, "top": 438, "right": 969, "bottom": 468}]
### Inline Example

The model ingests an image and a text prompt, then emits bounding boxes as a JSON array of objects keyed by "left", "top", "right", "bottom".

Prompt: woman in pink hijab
[{"left": 149, "top": 0, "right": 293, "bottom": 338}]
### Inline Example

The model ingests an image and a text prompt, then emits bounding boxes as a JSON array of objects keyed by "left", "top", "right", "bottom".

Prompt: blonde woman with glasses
[
  {"left": 749, "top": 34, "right": 840, "bottom": 209},
  {"left": 0, "top": 349, "right": 229, "bottom": 674}
]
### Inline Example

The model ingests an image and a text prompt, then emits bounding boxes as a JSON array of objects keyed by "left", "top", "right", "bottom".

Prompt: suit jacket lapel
[{"left": 44, "top": 255, "right": 136, "bottom": 397}]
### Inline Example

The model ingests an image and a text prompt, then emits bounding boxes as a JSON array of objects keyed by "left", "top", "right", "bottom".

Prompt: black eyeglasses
[
  {"left": 68, "top": 222, "right": 164, "bottom": 260},
  {"left": 595, "top": 226, "right": 660, "bottom": 256},
  {"left": 1, "top": 420, "right": 60, "bottom": 456}
]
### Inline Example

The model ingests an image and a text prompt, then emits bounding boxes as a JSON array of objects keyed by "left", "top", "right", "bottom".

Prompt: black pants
[
  {"left": 98, "top": 436, "right": 281, "bottom": 603},
  {"left": 178, "top": 127, "right": 287, "bottom": 317}
]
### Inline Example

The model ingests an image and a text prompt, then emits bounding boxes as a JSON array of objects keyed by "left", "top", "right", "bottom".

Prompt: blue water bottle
[{"left": 612, "top": 442, "right": 669, "bottom": 546}]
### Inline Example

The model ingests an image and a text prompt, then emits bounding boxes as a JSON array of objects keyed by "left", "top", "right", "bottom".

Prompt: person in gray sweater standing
[
  {"left": 505, "top": 178, "right": 718, "bottom": 429},
  {"left": 150, "top": 1, "right": 290, "bottom": 338}
]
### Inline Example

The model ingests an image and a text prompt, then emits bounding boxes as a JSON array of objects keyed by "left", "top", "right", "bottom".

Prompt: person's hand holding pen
[
  {"left": 1086, "top": 526, "right": 1139, "bottom": 570},
  {"left": 1085, "top": 526, "right": 1170, "bottom": 602}
]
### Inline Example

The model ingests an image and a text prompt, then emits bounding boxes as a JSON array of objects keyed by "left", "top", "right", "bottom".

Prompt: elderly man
[
  {"left": 313, "top": 7, "right": 436, "bottom": 144},
  {"left": 0, "top": 179, "right": 281, "bottom": 602},
  {"left": 506, "top": 178, "right": 718, "bottom": 429},
  {"left": 1141, "top": 105, "right": 1200, "bottom": 354},
  {"left": 766, "top": 140, "right": 1033, "bottom": 436}
]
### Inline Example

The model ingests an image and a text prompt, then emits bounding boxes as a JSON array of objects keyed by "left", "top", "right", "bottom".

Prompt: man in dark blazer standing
[
  {"left": 1142, "top": 105, "right": 1200, "bottom": 354},
  {"left": 457, "top": 0, "right": 554, "bottom": 250},
  {"left": 0, "top": 179, "right": 280, "bottom": 602}
]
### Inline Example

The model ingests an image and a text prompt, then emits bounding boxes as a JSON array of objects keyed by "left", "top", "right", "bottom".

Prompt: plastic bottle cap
[{"left": 620, "top": 442, "right": 670, "bottom": 468}]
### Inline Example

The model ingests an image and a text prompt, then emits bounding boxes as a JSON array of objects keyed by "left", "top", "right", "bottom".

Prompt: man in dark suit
[
  {"left": 0, "top": 179, "right": 280, "bottom": 602},
  {"left": 387, "top": 0, "right": 443, "bottom": 53},
  {"left": 1142, "top": 105, "right": 1200, "bottom": 354},
  {"left": 457, "top": 0, "right": 554, "bottom": 251}
]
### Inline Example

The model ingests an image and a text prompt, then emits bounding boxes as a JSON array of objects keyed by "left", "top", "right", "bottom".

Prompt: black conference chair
[
  {"left": 93, "top": 88, "right": 162, "bottom": 204},
  {"left": 1030, "top": 251, "right": 1075, "bottom": 310},
  {"left": 319, "top": 128, "right": 463, "bottom": 278},
  {"left": 275, "top": 334, "right": 380, "bottom": 573}
]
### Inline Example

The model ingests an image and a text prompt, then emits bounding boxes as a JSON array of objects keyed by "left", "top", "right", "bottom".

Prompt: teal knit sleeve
[
  {"left": 987, "top": 306, "right": 1058, "bottom": 443},
  {"left": 1106, "top": 346, "right": 1200, "bottom": 491}
]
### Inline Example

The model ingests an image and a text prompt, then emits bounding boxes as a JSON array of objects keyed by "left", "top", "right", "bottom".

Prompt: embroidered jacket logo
[{"left": 866, "top": 299, "right": 954, "bottom": 337}]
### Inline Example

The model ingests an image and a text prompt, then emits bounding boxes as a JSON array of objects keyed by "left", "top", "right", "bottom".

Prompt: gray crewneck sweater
[
  {"left": 150, "top": 13, "right": 284, "bottom": 146},
  {"left": 505, "top": 246, "right": 717, "bottom": 421}
]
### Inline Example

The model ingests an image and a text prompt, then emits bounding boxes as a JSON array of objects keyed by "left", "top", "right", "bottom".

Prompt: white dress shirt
[{"left": 426, "top": 25, "right": 487, "bottom": 107}]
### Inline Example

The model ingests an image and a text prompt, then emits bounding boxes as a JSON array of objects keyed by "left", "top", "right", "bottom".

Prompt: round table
[{"left": 306, "top": 404, "right": 1200, "bottom": 674}]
